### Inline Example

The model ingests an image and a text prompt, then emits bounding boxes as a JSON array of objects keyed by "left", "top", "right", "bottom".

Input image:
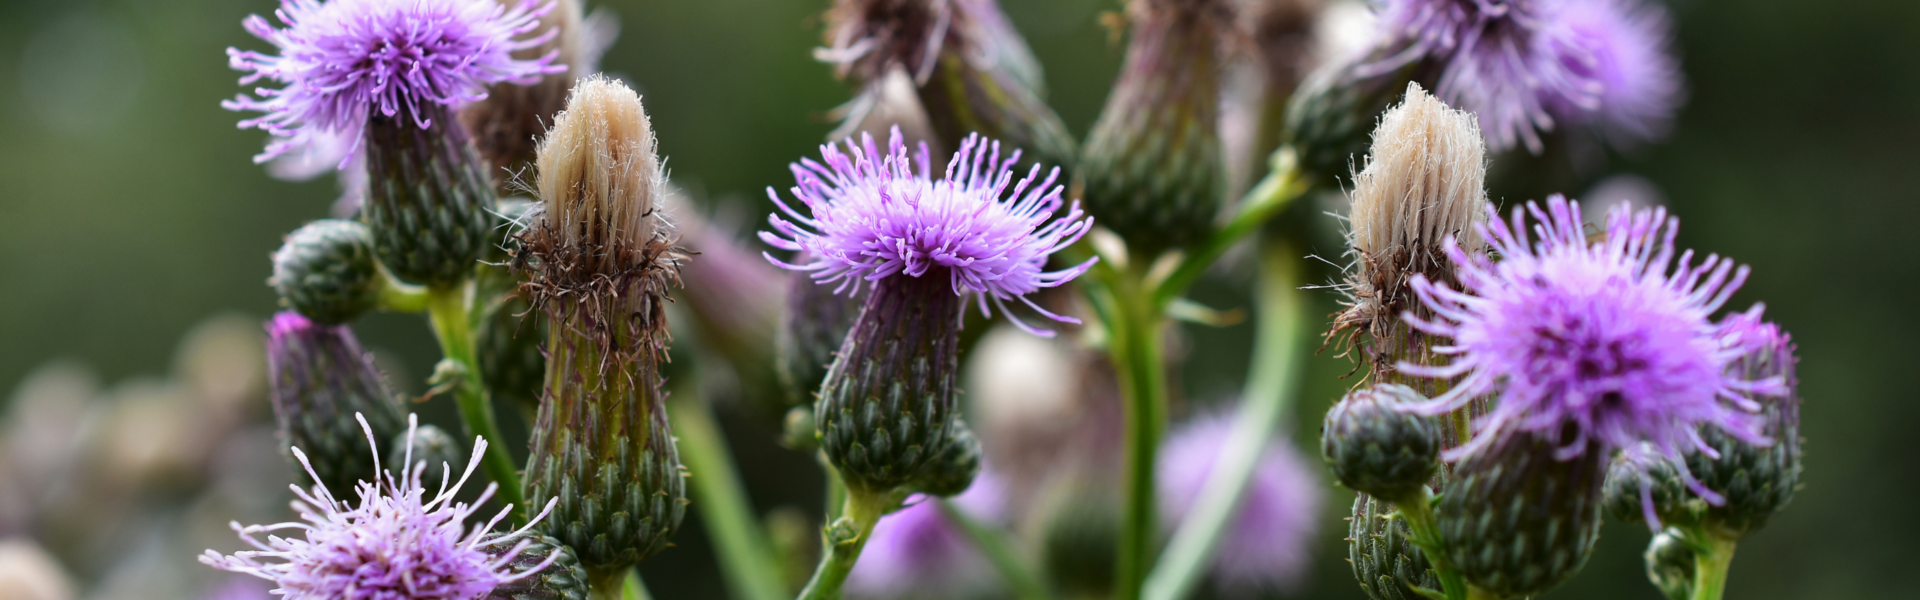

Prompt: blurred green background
[{"left": 0, "top": 0, "right": 1911, "bottom": 598}]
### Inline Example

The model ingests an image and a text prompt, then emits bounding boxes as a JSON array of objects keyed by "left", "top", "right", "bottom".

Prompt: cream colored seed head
[
  {"left": 1349, "top": 82, "right": 1488, "bottom": 266},
  {"left": 535, "top": 75, "right": 666, "bottom": 273}
]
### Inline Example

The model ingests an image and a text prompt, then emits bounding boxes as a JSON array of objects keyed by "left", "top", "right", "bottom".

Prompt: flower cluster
[
  {"left": 1403, "top": 196, "right": 1784, "bottom": 492},
  {"left": 224, "top": 0, "right": 563, "bottom": 165},
  {"left": 761, "top": 127, "right": 1095, "bottom": 335},
  {"left": 201, "top": 415, "right": 559, "bottom": 600}
]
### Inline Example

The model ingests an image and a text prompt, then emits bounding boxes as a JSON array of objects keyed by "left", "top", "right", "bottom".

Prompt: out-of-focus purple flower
[
  {"left": 1158, "top": 415, "right": 1324, "bottom": 596},
  {"left": 200, "top": 414, "right": 559, "bottom": 600},
  {"left": 202, "top": 576, "right": 273, "bottom": 600},
  {"left": 1365, "top": 0, "right": 1595, "bottom": 153},
  {"left": 845, "top": 471, "right": 1005, "bottom": 599},
  {"left": 1402, "top": 196, "right": 1783, "bottom": 501},
  {"left": 223, "top": 0, "right": 564, "bottom": 166},
  {"left": 759, "top": 126, "right": 1095, "bottom": 336},
  {"left": 1546, "top": 0, "right": 1683, "bottom": 145}
]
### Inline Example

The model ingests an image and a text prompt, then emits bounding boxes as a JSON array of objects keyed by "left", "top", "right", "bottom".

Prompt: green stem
[
  {"left": 624, "top": 568, "right": 653, "bottom": 600},
  {"left": 376, "top": 264, "right": 430, "bottom": 312},
  {"left": 795, "top": 490, "right": 890, "bottom": 600},
  {"left": 1395, "top": 488, "right": 1469, "bottom": 600},
  {"left": 1111, "top": 262, "right": 1168, "bottom": 600},
  {"left": 667, "top": 393, "right": 787, "bottom": 600},
  {"left": 935, "top": 498, "right": 1054, "bottom": 600},
  {"left": 589, "top": 568, "right": 629, "bottom": 600},
  {"left": 1143, "top": 238, "right": 1307, "bottom": 600},
  {"left": 424, "top": 284, "right": 524, "bottom": 522},
  {"left": 1149, "top": 147, "right": 1307, "bottom": 312},
  {"left": 1689, "top": 532, "right": 1738, "bottom": 600},
  {"left": 1465, "top": 585, "right": 1503, "bottom": 600}
]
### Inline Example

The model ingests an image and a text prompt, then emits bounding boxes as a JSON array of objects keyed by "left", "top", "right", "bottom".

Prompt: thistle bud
[
  {"left": 483, "top": 534, "right": 592, "bottom": 600},
  {"left": 1684, "top": 323, "right": 1801, "bottom": 536},
  {"left": 914, "top": 418, "right": 982, "bottom": 497},
  {"left": 1282, "top": 56, "right": 1422, "bottom": 184},
  {"left": 264, "top": 311, "right": 406, "bottom": 493},
  {"left": 1330, "top": 84, "right": 1487, "bottom": 411},
  {"left": 1601, "top": 446, "right": 1690, "bottom": 526},
  {"left": 360, "top": 104, "right": 497, "bottom": 287},
  {"left": 819, "top": 0, "right": 1076, "bottom": 169},
  {"left": 777, "top": 269, "right": 862, "bottom": 408},
  {"left": 1079, "top": 0, "right": 1234, "bottom": 255},
  {"left": 520, "top": 76, "right": 687, "bottom": 572},
  {"left": 1643, "top": 531, "right": 1695, "bottom": 600},
  {"left": 1348, "top": 492, "right": 1438, "bottom": 600},
  {"left": 387, "top": 423, "right": 463, "bottom": 493},
  {"left": 1321, "top": 384, "right": 1441, "bottom": 502},
  {"left": 1435, "top": 431, "right": 1606, "bottom": 597},
  {"left": 269, "top": 219, "right": 385, "bottom": 325}
]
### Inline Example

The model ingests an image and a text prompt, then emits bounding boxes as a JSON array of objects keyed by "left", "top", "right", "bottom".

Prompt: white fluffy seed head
[
  {"left": 534, "top": 75, "right": 667, "bottom": 273},
  {"left": 1349, "top": 82, "right": 1488, "bottom": 267}
]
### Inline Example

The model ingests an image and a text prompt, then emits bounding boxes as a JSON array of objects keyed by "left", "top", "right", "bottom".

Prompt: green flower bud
[
  {"left": 816, "top": 273, "right": 964, "bottom": 495},
  {"left": 483, "top": 534, "right": 593, "bottom": 600},
  {"left": 1643, "top": 531, "right": 1694, "bottom": 600},
  {"left": 1079, "top": 0, "right": 1233, "bottom": 256},
  {"left": 1282, "top": 54, "right": 1426, "bottom": 185},
  {"left": 1602, "top": 447, "right": 1691, "bottom": 526},
  {"left": 265, "top": 311, "right": 406, "bottom": 493},
  {"left": 915, "top": 0, "right": 1077, "bottom": 172},
  {"left": 1436, "top": 431, "right": 1606, "bottom": 597},
  {"left": 388, "top": 423, "right": 463, "bottom": 492},
  {"left": 475, "top": 198, "right": 545, "bottom": 411},
  {"left": 361, "top": 104, "right": 496, "bottom": 287},
  {"left": 1321, "top": 384, "right": 1442, "bottom": 502},
  {"left": 270, "top": 219, "right": 383, "bottom": 325},
  {"left": 1348, "top": 492, "right": 1438, "bottom": 600},
  {"left": 1685, "top": 327, "right": 1801, "bottom": 536},
  {"left": 914, "top": 418, "right": 982, "bottom": 497}
]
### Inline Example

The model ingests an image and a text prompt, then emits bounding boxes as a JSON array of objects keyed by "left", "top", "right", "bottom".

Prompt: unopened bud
[
  {"left": 388, "top": 423, "right": 463, "bottom": 492},
  {"left": 1347, "top": 492, "right": 1437, "bottom": 600},
  {"left": 1643, "top": 531, "right": 1694, "bottom": 600},
  {"left": 1321, "top": 384, "right": 1441, "bottom": 502},
  {"left": 265, "top": 311, "right": 406, "bottom": 493},
  {"left": 461, "top": 0, "right": 593, "bottom": 192},
  {"left": 1684, "top": 323, "right": 1801, "bottom": 537},
  {"left": 269, "top": 219, "right": 384, "bottom": 325},
  {"left": 483, "top": 534, "right": 592, "bottom": 600},
  {"left": 1436, "top": 431, "right": 1606, "bottom": 597},
  {"left": 1602, "top": 446, "right": 1691, "bottom": 526},
  {"left": 1079, "top": 0, "right": 1235, "bottom": 256}
]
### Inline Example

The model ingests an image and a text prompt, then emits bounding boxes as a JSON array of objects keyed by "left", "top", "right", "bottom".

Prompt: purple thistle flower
[
  {"left": 1158, "top": 415, "right": 1324, "bottom": 595},
  {"left": 1364, "top": 0, "right": 1596, "bottom": 153},
  {"left": 223, "top": 0, "right": 565, "bottom": 166},
  {"left": 845, "top": 470, "right": 1006, "bottom": 599},
  {"left": 759, "top": 126, "right": 1096, "bottom": 336},
  {"left": 1545, "top": 0, "right": 1684, "bottom": 145},
  {"left": 200, "top": 414, "right": 560, "bottom": 600},
  {"left": 1402, "top": 195, "right": 1785, "bottom": 502}
]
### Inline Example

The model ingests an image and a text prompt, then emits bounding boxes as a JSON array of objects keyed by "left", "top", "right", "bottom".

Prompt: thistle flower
[
  {"left": 844, "top": 471, "right": 1006, "bottom": 599},
  {"left": 200, "top": 414, "right": 561, "bottom": 600},
  {"left": 1158, "top": 415, "right": 1324, "bottom": 595},
  {"left": 265, "top": 311, "right": 405, "bottom": 494},
  {"left": 760, "top": 127, "right": 1092, "bottom": 494},
  {"left": 1079, "top": 0, "right": 1235, "bottom": 255},
  {"left": 224, "top": 0, "right": 563, "bottom": 165},
  {"left": 761, "top": 127, "right": 1094, "bottom": 336},
  {"left": 1403, "top": 195, "right": 1784, "bottom": 495},
  {"left": 1545, "top": 0, "right": 1683, "bottom": 145},
  {"left": 518, "top": 76, "right": 687, "bottom": 572}
]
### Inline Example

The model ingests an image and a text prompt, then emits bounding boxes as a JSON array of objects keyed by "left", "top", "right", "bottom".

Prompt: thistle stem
[
  {"left": 1395, "top": 488, "right": 1469, "bottom": 600},
  {"left": 1110, "top": 262, "right": 1168, "bottom": 600},
  {"left": 1688, "top": 532, "right": 1738, "bottom": 600},
  {"left": 424, "top": 283, "right": 524, "bottom": 522},
  {"left": 624, "top": 569, "right": 653, "bottom": 600},
  {"left": 589, "top": 568, "right": 629, "bottom": 600},
  {"left": 668, "top": 393, "right": 787, "bottom": 600},
  {"left": 795, "top": 489, "right": 890, "bottom": 600},
  {"left": 935, "top": 498, "right": 1055, "bottom": 600},
  {"left": 1143, "top": 238, "right": 1307, "bottom": 600}
]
